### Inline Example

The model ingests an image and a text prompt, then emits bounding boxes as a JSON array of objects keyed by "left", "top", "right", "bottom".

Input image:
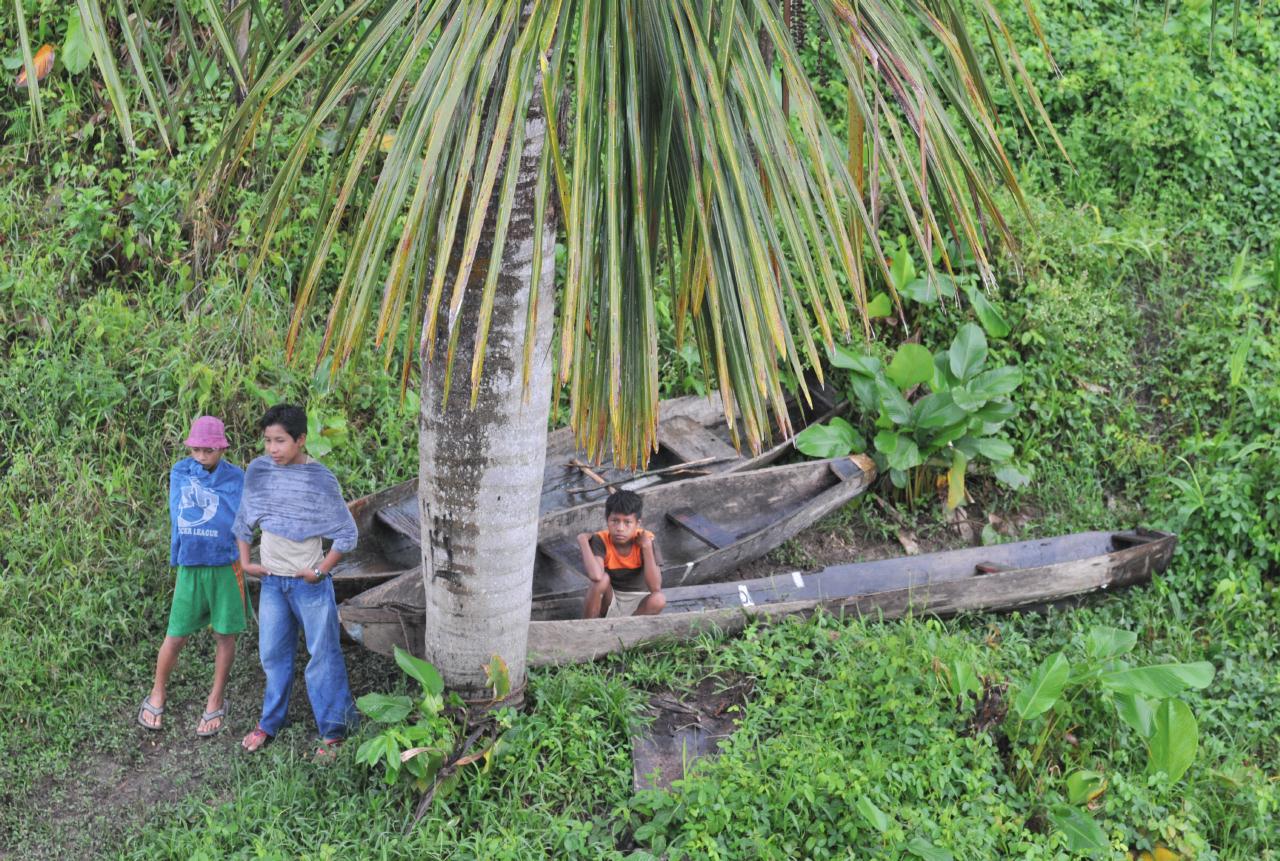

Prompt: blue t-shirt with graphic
[{"left": 169, "top": 457, "right": 245, "bottom": 567}]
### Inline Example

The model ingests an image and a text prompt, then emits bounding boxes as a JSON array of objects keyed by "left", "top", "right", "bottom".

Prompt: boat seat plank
[
  {"left": 666, "top": 508, "right": 737, "bottom": 550},
  {"left": 658, "top": 415, "right": 740, "bottom": 464},
  {"left": 539, "top": 534, "right": 582, "bottom": 568},
  {"left": 375, "top": 501, "right": 420, "bottom": 544},
  {"left": 828, "top": 457, "right": 860, "bottom": 481}
]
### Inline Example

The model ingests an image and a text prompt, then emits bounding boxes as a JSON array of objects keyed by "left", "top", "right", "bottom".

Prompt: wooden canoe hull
[
  {"left": 341, "top": 529, "right": 1175, "bottom": 664},
  {"left": 525, "top": 529, "right": 1176, "bottom": 666}
]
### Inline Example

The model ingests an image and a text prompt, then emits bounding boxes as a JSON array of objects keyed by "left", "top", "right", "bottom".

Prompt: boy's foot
[
  {"left": 241, "top": 727, "right": 271, "bottom": 752},
  {"left": 314, "top": 738, "right": 344, "bottom": 762},
  {"left": 137, "top": 697, "right": 164, "bottom": 731},
  {"left": 196, "top": 701, "right": 228, "bottom": 737}
]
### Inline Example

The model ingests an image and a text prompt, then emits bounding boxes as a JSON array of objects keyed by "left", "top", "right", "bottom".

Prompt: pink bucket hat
[{"left": 185, "top": 415, "right": 229, "bottom": 449}]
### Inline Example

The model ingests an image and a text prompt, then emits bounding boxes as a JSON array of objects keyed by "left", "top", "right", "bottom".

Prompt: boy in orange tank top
[{"left": 577, "top": 490, "right": 666, "bottom": 619}]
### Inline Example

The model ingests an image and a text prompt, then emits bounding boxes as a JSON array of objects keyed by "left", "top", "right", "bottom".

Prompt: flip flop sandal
[
  {"left": 314, "top": 738, "right": 344, "bottom": 762},
  {"left": 241, "top": 727, "right": 272, "bottom": 752},
  {"left": 137, "top": 697, "right": 164, "bottom": 731},
  {"left": 196, "top": 702, "right": 228, "bottom": 737}
]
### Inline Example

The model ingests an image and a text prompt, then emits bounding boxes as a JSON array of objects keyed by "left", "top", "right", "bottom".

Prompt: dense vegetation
[{"left": 2, "top": 0, "right": 1278, "bottom": 858}]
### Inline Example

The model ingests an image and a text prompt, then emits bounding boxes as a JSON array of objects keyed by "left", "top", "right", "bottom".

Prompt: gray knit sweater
[{"left": 231, "top": 456, "right": 358, "bottom": 553}]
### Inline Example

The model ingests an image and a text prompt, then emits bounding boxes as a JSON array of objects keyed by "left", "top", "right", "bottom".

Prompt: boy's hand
[
  {"left": 241, "top": 562, "right": 268, "bottom": 576},
  {"left": 298, "top": 568, "right": 323, "bottom": 584},
  {"left": 637, "top": 531, "right": 654, "bottom": 550}
]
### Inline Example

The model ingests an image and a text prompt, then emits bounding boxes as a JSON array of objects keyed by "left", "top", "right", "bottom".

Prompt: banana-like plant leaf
[
  {"left": 1012, "top": 651, "right": 1069, "bottom": 719},
  {"left": 1100, "top": 663, "right": 1215, "bottom": 699},
  {"left": 1148, "top": 698, "right": 1198, "bottom": 782},
  {"left": 1047, "top": 804, "right": 1109, "bottom": 854}
]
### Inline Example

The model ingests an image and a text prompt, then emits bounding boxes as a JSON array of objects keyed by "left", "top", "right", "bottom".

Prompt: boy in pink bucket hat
[{"left": 137, "top": 415, "right": 246, "bottom": 736}]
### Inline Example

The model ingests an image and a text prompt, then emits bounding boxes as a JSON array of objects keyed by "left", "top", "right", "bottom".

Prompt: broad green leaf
[
  {"left": 949, "top": 660, "right": 979, "bottom": 699},
  {"left": 889, "top": 468, "right": 909, "bottom": 489},
  {"left": 356, "top": 692, "right": 414, "bottom": 723},
  {"left": 950, "top": 384, "right": 987, "bottom": 413},
  {"left": 1085, "top": 627, "right": 1138, "bottom": 662},
  {"left": 866, "top": 292, "right": 893, "bottom": 318},
  {"left": 946, "top": 450, "right": 967, "bottom": 510},
  {"left": 901, "top": 276, "right": 957, "bottom": 305},
  {"left": 888, "top": 239, "right": 916, "bottom": 292},
  {"left": 974, "top": 399, "right": 1018, "bottom": 423},
  {"left": 849, "top": 375, "right": 879, "bottom": 413},
  {"left": 875, "top": 430, "right": 900, "bottom": 455},
  {"left": 795, "top": 417, "right": 865, "bottom": 458},
  {"left": 932, "top": 353, "right": 959, "bottom": 391},
  {"left": 887, "top": 343, "right": 935, "bottom": 389},
  {"left": 905, "top": 838, "right": 953, "bottom": 861},
  {"left": 1065, "top": 770, "right": 1107, "bottom": 805},
  {"left": 1113, "top": 692, "right": 1156, "bottom": 739},
  {"left": 887, "top": 437, "right": 922, "bottom": 472},
  {"left": 912, "top": 392, "right": 968, "bottom": 430},
  {"left": 994, "top": 462, "right": 1032, "bottom": 488},
  {"left": 949, "top": 323, "right": 988, "bottom": 381},
  {"left": 856, "top": 796, "right": 890, "bottom": 833},
  {"left": 1100, "top": 662, "right": 1215, "bottom": 699},
  {"left": 876, "top": 377, "right": 913, "bottom": 426},
  {"left": 969, "top": 366, "right": 1022, "bottom": 398},
  {"left": 62, "top": 9, "right": 93, "bottom": 74},
  {"left": 1047, "top": 804, "right": 1109, "bottom": 854},
  {"left": 963, "top": 284, "right": 1011, "bottom": 338},
  {"left": 1012, "top": 651, "right": 1069, "bottom": 719},
  {"left": 1148, "top": 698, "right": 1198, "bottom": 782},
  {"left": 974, "top": 437, "right": 1014, "bottom": 462},
  {"left": 830, "top": 346, "right": 882, "bottom": 378},
  {"left": 394, "top": 645, "right": 445, "bottom": 695}
]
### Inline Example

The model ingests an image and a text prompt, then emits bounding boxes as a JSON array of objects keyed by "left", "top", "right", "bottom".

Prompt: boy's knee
[{"left": 650, "top": 591, "right": 667, "bottom": 611}]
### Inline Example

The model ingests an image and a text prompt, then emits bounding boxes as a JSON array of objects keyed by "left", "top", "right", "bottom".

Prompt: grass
[{"left": 3, "top": 1, "right": 1280, "bottom": 859}]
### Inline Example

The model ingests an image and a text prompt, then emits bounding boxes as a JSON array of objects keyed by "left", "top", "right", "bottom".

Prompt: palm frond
[{"left": 200, "top": 0, "right": 1055, "bottom": 468}]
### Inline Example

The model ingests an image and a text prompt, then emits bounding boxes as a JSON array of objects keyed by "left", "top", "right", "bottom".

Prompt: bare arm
[
  {"left": 638, "top": 531, "right": 662, "bottom": 594},
  {"left": 239, "top": 539, "right": 267, "bottom": 576},
  {"left": 578, "top": 533, "right": 607, "bottom": 582}
]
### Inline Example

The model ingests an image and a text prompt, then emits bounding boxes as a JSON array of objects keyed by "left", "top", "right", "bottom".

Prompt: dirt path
[{"left": 5, "top": 644, "right": 398, "bottom": 860}]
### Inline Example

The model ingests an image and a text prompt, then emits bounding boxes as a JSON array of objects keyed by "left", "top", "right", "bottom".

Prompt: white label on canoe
[
  {"left": 738, "top": 585, "right": 754, "bottom": 606},
  {"left": 791, "top": 571, "right": 804, "bottom": 589}
]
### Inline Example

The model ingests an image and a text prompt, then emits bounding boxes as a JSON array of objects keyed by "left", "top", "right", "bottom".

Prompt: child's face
[
  {"left": 606, "top": 512, "right": 641, "bottom": 545},
  {"left": 188, "top": 446, "right": 224, "bottom": 471},
  {"left": 263, "top": 423, "right": 307, "bottom": 466}
]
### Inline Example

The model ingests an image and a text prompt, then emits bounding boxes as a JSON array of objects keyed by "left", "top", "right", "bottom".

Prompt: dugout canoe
[
  {"left": 319, "top": 385, "right": 842, "bottom": 597},
  {"left": 338, "top": 455, "right": 878, "bottom": 650},
  {"left": 342, "top": 527, "right": 1174, "bottom": 664},
  {"left": 525, "top": 528, "right": 1177, "bottom": 665}
]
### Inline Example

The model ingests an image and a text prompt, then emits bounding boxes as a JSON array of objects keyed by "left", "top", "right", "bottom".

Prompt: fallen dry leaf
[{"left": 15, "top": 44, "right": 55, "bottom": 88}]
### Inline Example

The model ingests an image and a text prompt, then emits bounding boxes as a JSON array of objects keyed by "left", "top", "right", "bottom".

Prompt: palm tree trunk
[{"left": 417, "top": 74, "right": 556, "bottom": 704}]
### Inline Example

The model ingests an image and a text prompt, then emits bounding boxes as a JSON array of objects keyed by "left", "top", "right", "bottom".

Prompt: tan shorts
[{"left": 607, "top": 589, "right": 647, "bottom": 618}]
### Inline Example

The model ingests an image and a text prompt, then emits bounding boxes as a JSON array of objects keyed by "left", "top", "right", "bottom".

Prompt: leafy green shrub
[{"left": 796, "top": 322, "right": 1027, "bottom": 508}]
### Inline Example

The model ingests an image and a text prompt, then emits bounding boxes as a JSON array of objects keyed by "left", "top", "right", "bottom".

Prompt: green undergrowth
[{"left": 3, "top": 0, "right": 1280, "bottom": 858}]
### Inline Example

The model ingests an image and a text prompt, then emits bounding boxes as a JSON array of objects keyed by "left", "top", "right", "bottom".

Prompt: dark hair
[
  {"left": 258, "top": 403, "right": 307, "bottom": 441},
  {"left": 605, "top": 489, "right": 643, "bottom": 519}
]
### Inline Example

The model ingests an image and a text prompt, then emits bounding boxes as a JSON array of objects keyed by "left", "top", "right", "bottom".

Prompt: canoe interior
[{"left": 531, "top": 456, "right": 870, "bottom": 599}]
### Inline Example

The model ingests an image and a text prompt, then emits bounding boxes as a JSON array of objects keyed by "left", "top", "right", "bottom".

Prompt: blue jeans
[{"left": 256, "top": 575, "right": 358, "bottom": 739}]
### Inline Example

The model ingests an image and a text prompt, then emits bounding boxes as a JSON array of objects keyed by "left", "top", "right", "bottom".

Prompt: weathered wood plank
[
  {"left": 658, "top": 414, "right": 743, "bottom": 463},
  {"left": 666, "top": 508, "right": 738, "bottom": 549}
]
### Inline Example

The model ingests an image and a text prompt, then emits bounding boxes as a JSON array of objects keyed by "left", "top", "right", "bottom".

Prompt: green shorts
[{"left": 166, "top": 564, "right": 247, "bottom": 637}]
